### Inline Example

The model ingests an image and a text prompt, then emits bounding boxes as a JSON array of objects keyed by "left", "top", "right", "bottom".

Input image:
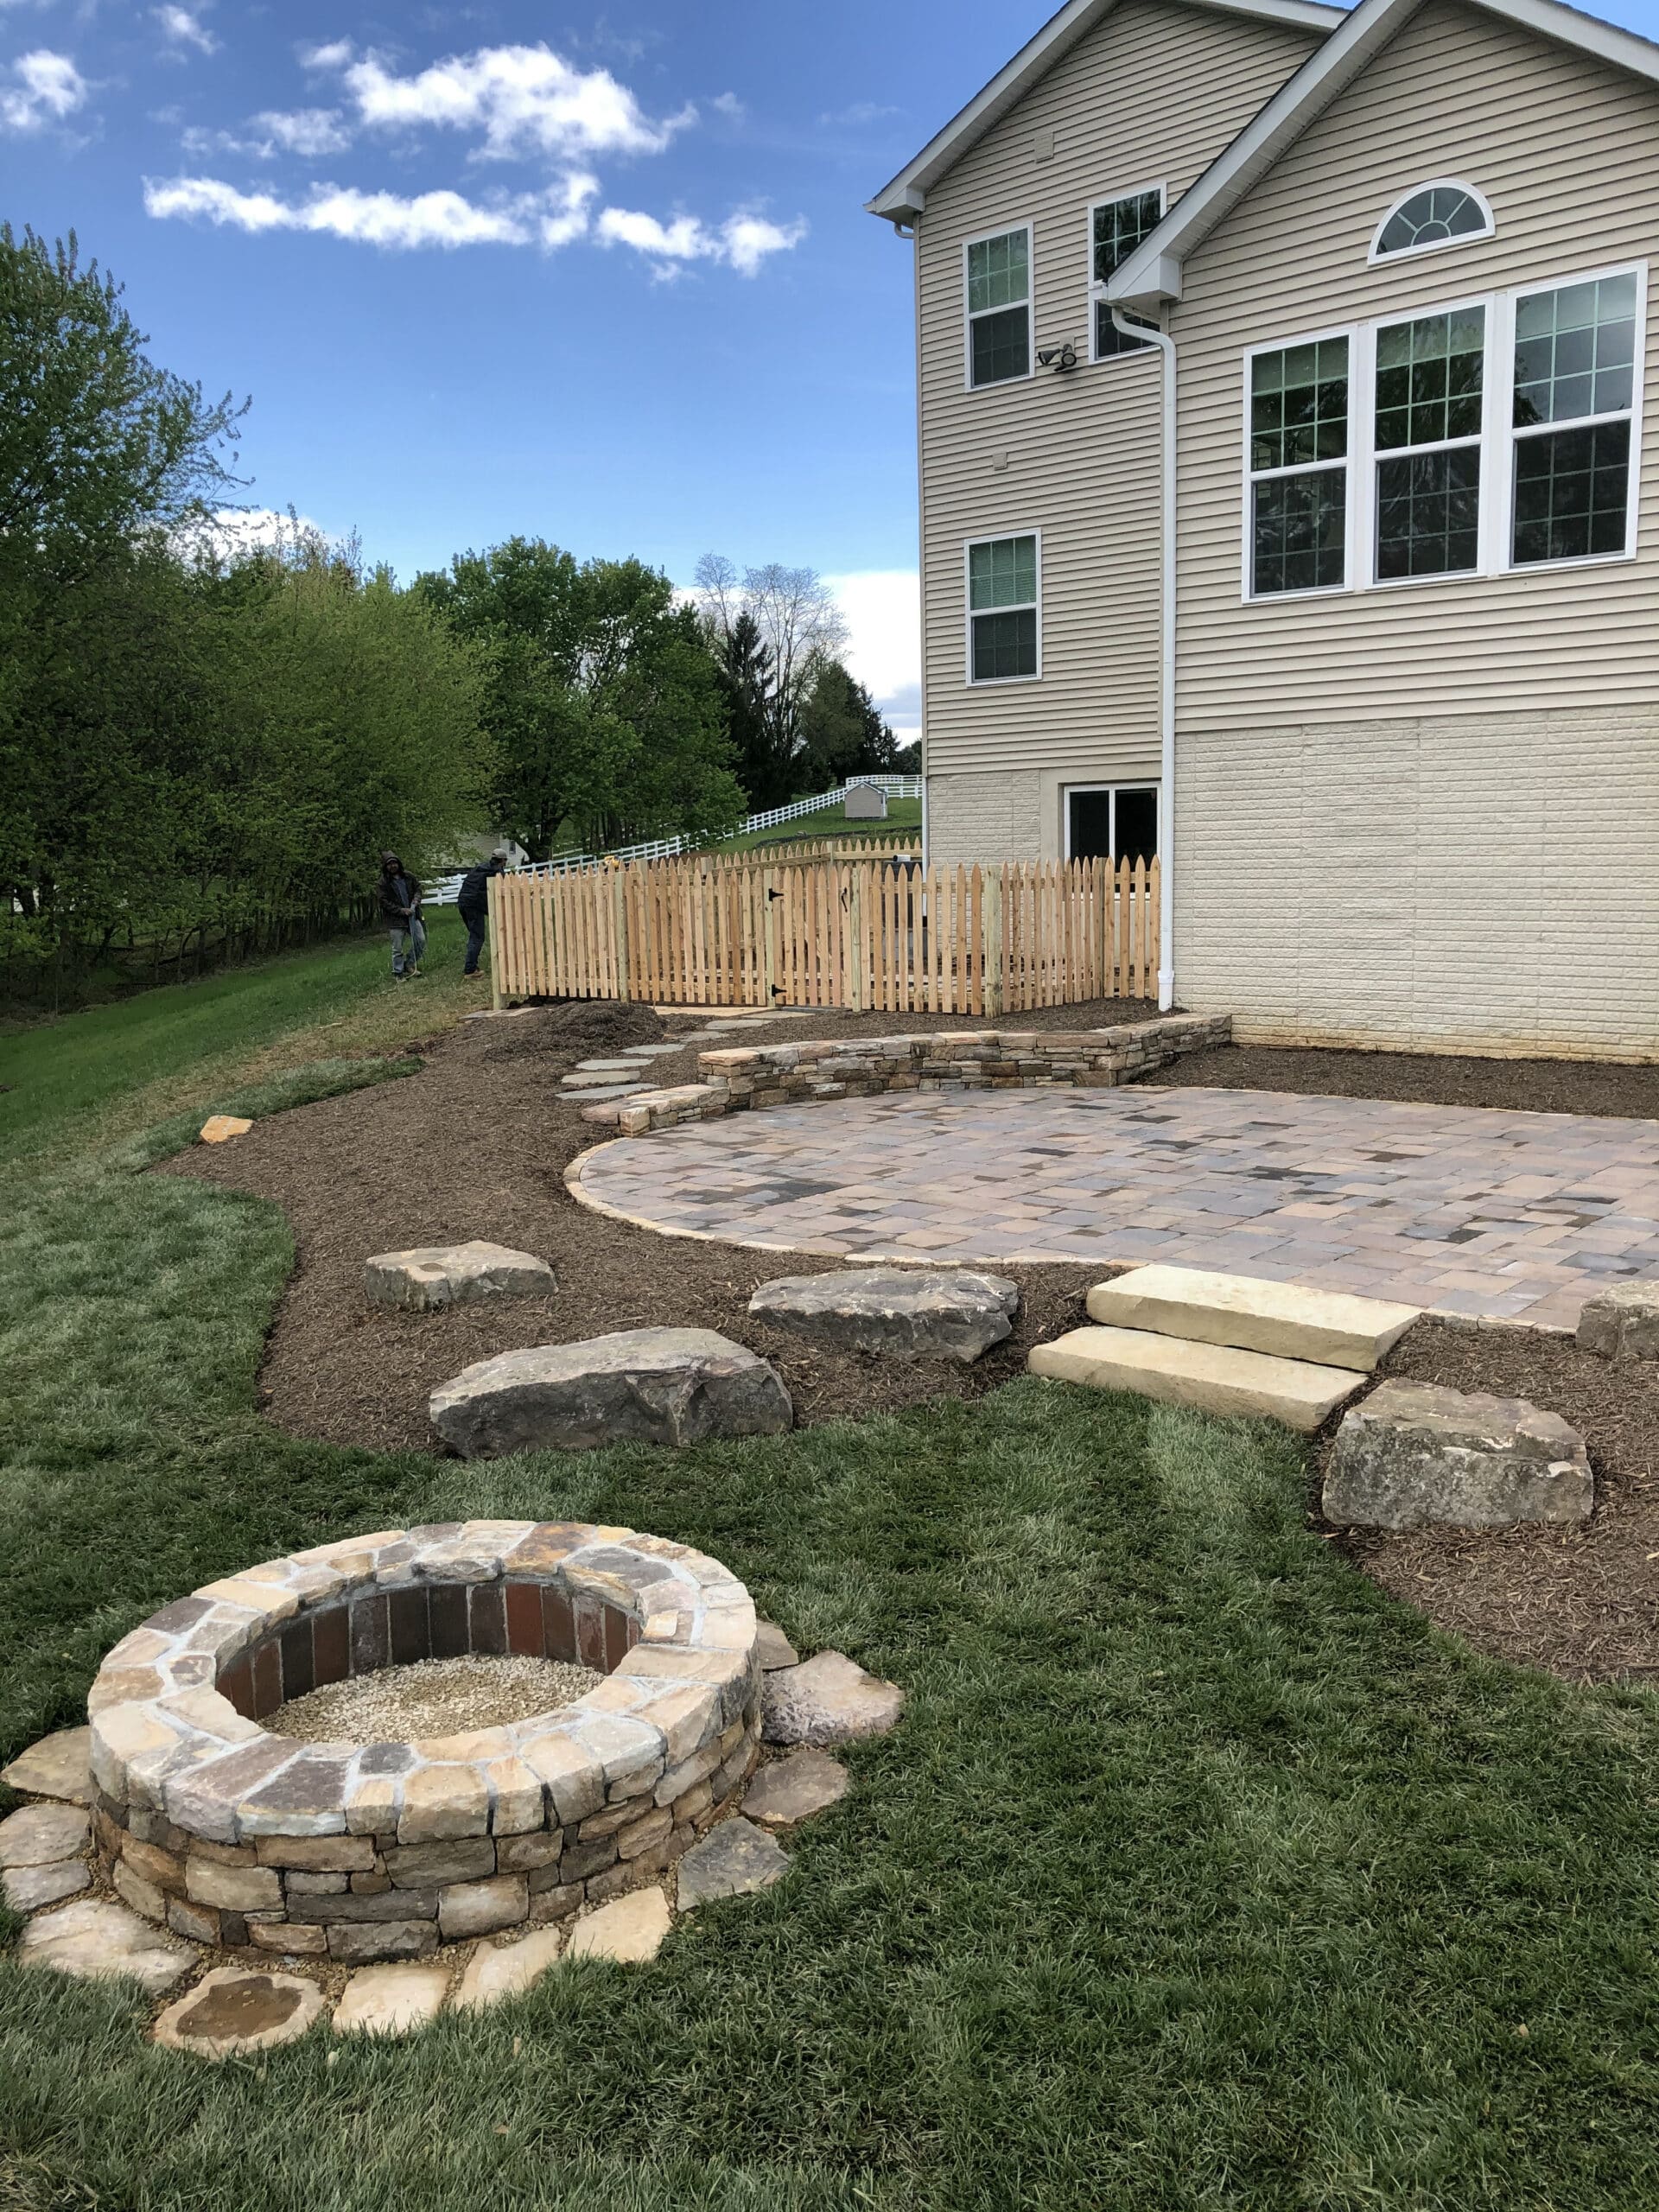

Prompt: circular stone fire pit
[{"left": 86, "top": 1521, "right": 760, "bottom": 1961}]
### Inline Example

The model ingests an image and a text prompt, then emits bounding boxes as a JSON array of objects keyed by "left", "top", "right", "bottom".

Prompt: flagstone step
[
  {"left": 1028, "top": 1325, "right": 1366, "bottom": 1431},
  {"left": 1084, "top": 1266, "right": 1419, "bottom": 1372}
]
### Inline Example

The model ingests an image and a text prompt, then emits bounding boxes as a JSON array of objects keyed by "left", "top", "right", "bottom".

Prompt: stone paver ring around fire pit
[{"left": 86, "top": 1522, "right": 759, "bottom": 1961}]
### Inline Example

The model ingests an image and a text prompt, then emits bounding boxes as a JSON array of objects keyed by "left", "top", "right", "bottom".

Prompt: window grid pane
[
  {"left": 971, "top": 305, "right": 1029, "bottom": 386},
  {"left": 1376, "top": 186, "right": 1487, "bottom": 255},
  {"left": 971, "top": 608, "right": 1038, "bottom": 681},
  {"left": 1251, "top": 338, "right": 1349, "bottom": 470},
  {"left": 1513, "top": 275, "right": 1637, "bottom": 427},
  {"left": 1093, "top": 191, "right": 1162, "bottom": 357},
  {"left": 1252, "top": 469, "right": 1346, "bottom": 595},
  {"left": 969, "top": 536, "right": 1038, "bottom": 612},
  {"left": 967, "top": 230, "right": 1028, "bottom": 315},
  {"left": 1376, "top": 448, "right": 1482, "bottom": 578},
  {"left": 1512, "top": 420, "right": 1630, "bottom": 564},
  {"left": 1375, "top": 309, "right": 1484, "bottom": 451}
]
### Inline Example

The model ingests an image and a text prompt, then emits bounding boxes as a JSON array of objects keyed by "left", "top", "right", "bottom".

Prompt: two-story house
[{"left": 869, "top": 0, "right": 1659, "bottom": 1059}]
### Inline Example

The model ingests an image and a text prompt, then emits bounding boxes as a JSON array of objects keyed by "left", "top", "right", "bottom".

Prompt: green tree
[
  {"left": 416, "top": 538, "right": 743, "bottom": 857},
  {"left": 798, "top": 658, "right": 900, "bottom": 791}
]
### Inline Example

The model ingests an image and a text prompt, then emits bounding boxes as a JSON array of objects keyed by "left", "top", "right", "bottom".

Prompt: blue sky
[{"left": 4, "top": 0, "right": 1659, "bottom": 735}]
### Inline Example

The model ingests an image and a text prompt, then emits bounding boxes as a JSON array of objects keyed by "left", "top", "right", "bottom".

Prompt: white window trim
[
  {"left": 1239, "top": 260, "right": 1647, "bottom": 606},
  {"left": 1368, "top": 178, "right": 1497, "bottom": 266},
  {"left": 964, "top": 528, "right": 1042, "bottom": 686},
  {"left": 1062, "top": 782, "right": 1160, "bottom": 861},
  {"left": 963, "top": 219, "right": 1034, "bottom": 393},
  {"left": 1086, "top": 182, "right": 1166, "bottom": 365}
]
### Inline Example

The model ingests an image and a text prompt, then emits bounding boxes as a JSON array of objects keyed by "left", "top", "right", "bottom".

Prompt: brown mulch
[
  {"left": 1141, "top": 1040, "right": 1659, "bottom": 1118},
  {"left": 155, "top": 996, "right": 1160, "bottom": 1454},
  {"left": 1317, "top": 1319, "right": 1659, "bottom": 1687}
]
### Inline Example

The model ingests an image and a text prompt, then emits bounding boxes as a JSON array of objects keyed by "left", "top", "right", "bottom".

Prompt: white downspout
[{"left": 1111, "top": 305, "right": 1176, "bottom": 1012}]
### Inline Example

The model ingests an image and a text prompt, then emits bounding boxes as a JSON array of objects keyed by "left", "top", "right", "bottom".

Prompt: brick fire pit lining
[{"left": 86, "top": 1522, "right": 760, "bottom": 1961}]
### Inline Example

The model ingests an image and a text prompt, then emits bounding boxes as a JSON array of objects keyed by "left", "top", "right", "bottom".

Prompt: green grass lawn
[
  {"left": 4, "top": 951, "right": 1659, "bottom": 2209},
  {"left": 715, "top": 796, "right": 922, "bottom": 855}
]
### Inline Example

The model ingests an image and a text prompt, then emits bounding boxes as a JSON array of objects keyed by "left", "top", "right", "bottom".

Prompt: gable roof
[
  {"left": 864, "top": 0, "right": 1344, "bottom": 226},
  {"left": 1105, "top": 0, "right": 1659, "bottom": 306}
]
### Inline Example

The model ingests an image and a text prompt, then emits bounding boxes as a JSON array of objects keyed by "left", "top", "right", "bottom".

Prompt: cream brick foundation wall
[
  {"left": 925, "top": 770, "right": 1042, "bottom": 868},
  {"left": 1175, "top": 709, "right": 1659, "bottom": 1061}
]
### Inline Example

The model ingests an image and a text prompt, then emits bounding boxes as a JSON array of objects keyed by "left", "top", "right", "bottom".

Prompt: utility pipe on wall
[{"left": 1111, "top": 306, "right": 1176, "bottom": 1013}]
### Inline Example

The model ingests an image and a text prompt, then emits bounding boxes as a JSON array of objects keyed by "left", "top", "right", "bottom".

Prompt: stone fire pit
[{"left": 86, "top": 1521, "right": 760, "bottom": 1961}]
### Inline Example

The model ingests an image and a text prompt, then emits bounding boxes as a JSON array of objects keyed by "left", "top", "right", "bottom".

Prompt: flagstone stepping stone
[
  {"left": 1577, "top": 1281, "right": 1659, "bottom": 1361},
  {"left": 565, "top": 1886, "right": 671, "bottom": 1964},
  {"left": 568, "top": 1084, "right": 649, "bottom": 1103},
  {"left": 569, "top": 1059, "right": 648, "bottom": 1074},
  {"left": 152, "top": 1967, "right": 328, "bottom": 2058},
  {"left": 677, "top": 1817, "right": 790, "bottom": 1907},
  {"left": 454, "top": 1926, "right": 566, "bottom": 2012},
  {"left": 1324, "top": 1380, "right": 1592, "bottom": 1530},
  {"left": 3, "top": 1859, "right": 90, "bottom": 1913},
  {"left": 0, "top": 1802, "right": 88, "bottom": 1866},
  {"left": 748, "top": 1267, "right": 1020, "bottom": 1362},
  {"left": 430, "top": 1328, "right": 792, "bottom": 1457},
  {"left": 364, "top": 1240, "right": 556, "bottom": 1312},
  {"left": 1, "top": 1726, "right": 93, "bottom": 1804},
  {"left": 742, "top": 1749, "right": 850, "bottom": 1830},
  {"left": 754, "top": 1621, "right": 798, "bottom": 1671},
  {"left": 16, "top": 1897, "right": 193, "bottom": 1995},
  {"left": 761, "top": 1651, "right": 905, "bottom": 1747},
  {"left": 334, "top": 1961, "right": 452, "bottom": 2036}
]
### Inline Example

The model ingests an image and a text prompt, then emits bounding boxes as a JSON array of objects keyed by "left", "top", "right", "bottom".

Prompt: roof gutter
[{"left": 1112, "top": 307, "right": 1177, "bottom": 1013}]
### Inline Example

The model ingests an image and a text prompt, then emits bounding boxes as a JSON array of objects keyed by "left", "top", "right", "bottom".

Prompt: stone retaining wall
[
  {"left": 86, "top": 1522, "right": 760, "bottom": 1961},
  {"left": 580, "top": 1013, "right": 1231, "bottom": 1137}
]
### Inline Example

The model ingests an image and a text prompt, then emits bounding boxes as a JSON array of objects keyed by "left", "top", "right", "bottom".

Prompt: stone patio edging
[
  {"left": 576, "top": 1013, "right": 1232, "bottom": 1137},
  {"left": 85, "top": 1522, "right": 760, "bottom": 1961}
]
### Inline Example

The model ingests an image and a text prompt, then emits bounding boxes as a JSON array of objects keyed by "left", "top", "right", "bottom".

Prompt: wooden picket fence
[{"left": 488, "top": 852, "right": 1159, "bottom": 1014}]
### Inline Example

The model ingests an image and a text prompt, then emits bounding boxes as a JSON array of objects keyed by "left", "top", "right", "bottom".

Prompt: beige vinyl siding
[
  {"left": 917, "top": 0, "right": 1321, "bottom": 787},
  {"left": 1173, "top": 0, "right": 1659, "bottom": 728}
]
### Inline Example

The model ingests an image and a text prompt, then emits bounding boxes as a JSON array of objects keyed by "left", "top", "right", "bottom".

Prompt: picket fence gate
[{"left": 488, "top": 850, "right": 1160, "bottom": 1014}]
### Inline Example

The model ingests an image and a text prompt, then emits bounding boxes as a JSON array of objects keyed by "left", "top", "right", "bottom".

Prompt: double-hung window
[
  {"left": 1244, "top": 264, "right": 1643, "bottom": 598},
  {"left": 966, "top": 533, "right": 1039, "bottom": 682},
  {"left": 965, "top": 226, "right": 1032, "bottom": 388},
  {"left": 1090, "top": 188, "right": 1163, "bottom": 360}
]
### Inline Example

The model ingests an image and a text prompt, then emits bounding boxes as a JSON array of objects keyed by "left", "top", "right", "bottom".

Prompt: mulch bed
[
  {"left": 156, "top": 996, "right": 1159, "bottom": 1456},
  {"left": 1143, "top": 1040, "right": 1659, "bottom": 1118},
  {"left": 160, "top": 1007, "right": 1659, "bottom": 1687}
]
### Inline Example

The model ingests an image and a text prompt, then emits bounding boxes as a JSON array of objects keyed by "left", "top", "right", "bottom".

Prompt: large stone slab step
[
  {"left": 1085, "top": 1266, "right": 1418, "bottom": 1372},
  {"left": 1029, "top": 1325, "right": 1365, "bottom": 1432}
]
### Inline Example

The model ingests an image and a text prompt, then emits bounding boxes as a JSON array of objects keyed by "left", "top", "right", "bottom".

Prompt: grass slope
[
  {"left": 715, "top": 797, "right": 922, "bottom": 855},
  {"left": 3, "top": 948, "right": 1659, "bottom": 2209}
]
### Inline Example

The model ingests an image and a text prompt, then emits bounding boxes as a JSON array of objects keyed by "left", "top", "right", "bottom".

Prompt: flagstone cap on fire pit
[{"left": 86, "top": 1522, "right": 759, "bottom": 1875}]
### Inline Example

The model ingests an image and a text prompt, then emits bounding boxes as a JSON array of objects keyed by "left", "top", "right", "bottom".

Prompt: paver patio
[{"left": 571, "top": 1085, "right": 1659, "bottom": 1330}]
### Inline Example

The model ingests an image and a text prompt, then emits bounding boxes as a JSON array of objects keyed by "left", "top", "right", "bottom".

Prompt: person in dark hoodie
[
  {"left": 456, "top": 852, "right": 507, "bottom": 982},
  {"left": 378, "top": 851, "right": 424, "bottom": 979}
]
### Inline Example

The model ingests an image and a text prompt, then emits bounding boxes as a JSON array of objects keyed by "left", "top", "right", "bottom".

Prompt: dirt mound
[{"left": 483, "top": 999, "right": 667, "bottom": 1061}]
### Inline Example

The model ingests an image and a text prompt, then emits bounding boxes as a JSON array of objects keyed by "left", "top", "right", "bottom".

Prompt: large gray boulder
[
  {"left": 761, "top": 1650, "right": 905, "bottom": 1746},
  {"left": 1324, "top": 1379, "right": 1592, "bottom": 1529},
  {"left": 749, "top": 1267, "right": 1019, "bottom": 1363},
  {"left": 1576, "top": 1281, "right": 1659, "bottom": 1362},
  {"left": 430, "top": 1328, "right": 792, "bottom": 1456},
  {"left": 365, "top": 1241, "right": 556, "bottom": 1313}
]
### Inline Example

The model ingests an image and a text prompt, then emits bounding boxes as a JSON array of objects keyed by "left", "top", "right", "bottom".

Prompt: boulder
[
  {"left": 762, "top": 1650, "right": 905, "bottom": 1747},
  {"left": 430, "top": 1329, "right": 792, "bottom": 1457},
  {"left": 749, "top": 1267, "right": 1019, "bottom": 1363},
  {"left": 365, "top": 1241, "right": 556, "bottom": 1313},
  {"left": 1324, "top": 1380, "right": 1592, "bottom": 1530},
  {"left": 1576, "top": 1281, "right": 1659, "bottom": 1362}
]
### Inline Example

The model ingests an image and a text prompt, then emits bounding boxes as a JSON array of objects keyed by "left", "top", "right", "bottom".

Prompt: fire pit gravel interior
[{"left": 86, "top": 1520, "right": 760, "bottom": 1961}]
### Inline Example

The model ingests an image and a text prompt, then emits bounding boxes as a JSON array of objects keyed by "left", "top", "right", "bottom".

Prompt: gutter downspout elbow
[{"left": 1111, "top": 304, "right": 1176, "bottom": 1014}]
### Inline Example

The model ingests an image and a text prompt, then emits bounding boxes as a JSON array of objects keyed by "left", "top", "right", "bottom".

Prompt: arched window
[{"left": 1370, "top": 181, "right": 1494, "bottom": 262}]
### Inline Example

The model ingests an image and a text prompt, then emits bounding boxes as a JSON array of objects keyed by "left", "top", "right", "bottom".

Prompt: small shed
[{"left": 843, "top": 782, "right": 889, "bottom": 821}]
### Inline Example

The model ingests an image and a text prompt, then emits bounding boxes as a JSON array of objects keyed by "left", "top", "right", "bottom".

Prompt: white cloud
[
  {"left": 819, "top": 100, "right": 901, "bottom": 128},
  {"left": 254, "top": 106, "right": 351, "bottom": 156},
  {"left": 0, "top": 48, "right": 86, "bottom": 130},
  {"left": 300, "top": 39, "right": 352, "bottom": 71},
  {"left": 597, "top": 204, "right": 804, "bottom": 277},
  {"left": 175, "top": 506, "right": 329, "bottom": 561},
  {"left": 825, "top": 569, "right": 921, "bottom": 736},
  {"left": 318, "top": 41, "right": 680, "bottom": 162},
  {"left": 143, "top": 173, "right": 584, "bottom": 249},
  {"left": 710, "top": 91, "right": 743, "bottom": 118},
  {"left": 154, "top": 4, "right": 216, "bottom": 56}
]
